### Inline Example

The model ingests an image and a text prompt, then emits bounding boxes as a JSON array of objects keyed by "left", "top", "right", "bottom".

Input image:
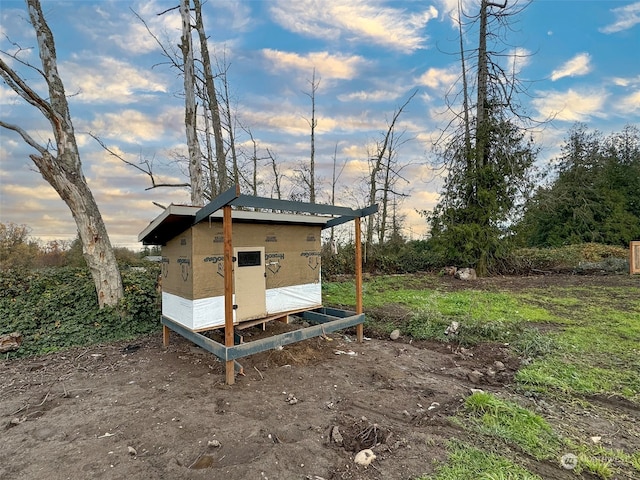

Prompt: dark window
[{"left": 237, "top": 251, "right": 261, "bottom": 267}]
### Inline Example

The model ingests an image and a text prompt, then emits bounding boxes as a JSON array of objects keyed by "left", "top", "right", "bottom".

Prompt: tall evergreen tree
[
  {"left": 427, "top": 0, "right": 536, "bottom": 274},
  {"left": 516, "top": 124, "right": 640, "bottom": 247}
]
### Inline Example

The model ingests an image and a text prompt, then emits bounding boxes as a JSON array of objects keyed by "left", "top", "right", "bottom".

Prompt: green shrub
[{"left": 0, "top": 265, "right": 161, "bottom": 358}]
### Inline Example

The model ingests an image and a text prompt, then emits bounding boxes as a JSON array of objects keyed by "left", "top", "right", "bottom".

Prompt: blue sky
[{"left": 1, "top": 0, "right": 639, "bottom": 249}]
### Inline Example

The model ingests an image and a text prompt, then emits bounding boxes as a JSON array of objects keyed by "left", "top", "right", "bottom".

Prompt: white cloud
[
  {"left": 612, "top": 77, "right": 631, "bottom": 87},
  {"left": 436, "top": 0, "right": 474, "bottom": 25},
  {"left": 417, "top": 66, "right": 459, "bottom": 91},
  {"left": 88, "top": 109, "right": 170, "bottom": 143},
  {"left": 532, "top": 88, "right": 608, "bottom": 122},
  {"left": 107, "top": 21, "right": 164, "bottom": 55},
  {"left": 2, "top": 183, "right": 60, "bottom": 202},
  {"left": 610, "top": 74, "right": 640, "bottom": 88},
  {"left": 507, "top": 47, "right": 532, "bottom": 73},
  {"left": 62, "top": 56, "right": 167, "bottom": 104},
  {"left": 215, "top": 0, "right": 254, "bottom": 32},
  {"left": 618, "top": 90, "right": 640, "bottom": 114},
  {"left": 599, "top": 2, "right": 640, "bottom": 34},
  {"left": 338, "top": 89, "right": 403, "bottom": 103},
  {"left": 269, "top": 0, "right": 438, "bottom": 53},
  {"left": 244, "top": 106, "right": 388, "bottom": 136},
  {"left": 0, "top": 85, "right": 19, "bottom": 106},
  {"left": 104, "top": 0, "right": 250, "bottom": 56},
  {"left": 550, "top": 53, "right": 592, "bottom": 81},
  {"left": 344, "top": 158, "right": 369, "bottom": 177},
  {"left": 262, "top": 49, "right": 367, "bottom": 81},
  {"left": 87, "top": 0, "right": 183, "bottom": 56}
]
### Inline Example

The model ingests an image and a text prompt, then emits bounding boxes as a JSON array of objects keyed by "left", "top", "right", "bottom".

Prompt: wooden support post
[
  {"left": 631, "top": 241, "right": 640, "bottom": 275},
  {"left": 223, "top": 204, "right": 235, "bottom": 385},
  {"left": 162, "top": 325, "right": 170, "bottom": 347},
  {"left": 355, "top": 217, "right": 364, "bottom": 342}
]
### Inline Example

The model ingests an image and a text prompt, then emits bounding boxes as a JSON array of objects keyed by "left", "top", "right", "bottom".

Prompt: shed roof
[{"left": 138, "top": 186, "right": 377, "bottom": 245}]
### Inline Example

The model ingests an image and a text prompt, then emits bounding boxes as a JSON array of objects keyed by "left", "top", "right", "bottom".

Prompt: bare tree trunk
[
  {"left": 304, "top": 69, "right": 319, "bottom": 203},
  {"left": 475, "top": 0, "right": 507, "bottom": 169},
  {"left": 248, "top": 128, "right": 259, "bottom": 196},
  {"left": 202, "top": 101, "right": 218, "bottom": 198},
  {"left": 366, "top": 145, "right": 381, "bottom": 247},
  {"left": 218, "top": 61, "right": 239, "bottom": 188},
  {"left": 458, "top": 0, "right": 474, "bottom": 205},
  {"left": 32, "top": 152, "right": 123, "bottom": 307},
  {"left": 193, "top": 0, "right": 227, "bottom": 192},
  {"left": 475, "top": 0, "right": 507, "bottom": 276},
  {"left": 476, "top": 0, "right": 489, "bottom": 171},
  {"left": 0, "top": 0, "right": 122, "bottom": 308},
  {"left": 330, "top": 143, "right": 339, "bottom": 244},
  {"left": 267, "top": 149, "right": 283, "bottom": 200},
  {"left": 378, "top": 145, "right": 393, "bottom": 243},
  {"left": 180, "top": 0, "right": 205, "bottom": 205}
]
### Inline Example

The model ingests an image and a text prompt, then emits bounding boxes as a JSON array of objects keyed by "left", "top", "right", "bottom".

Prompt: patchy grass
[
  {"left": 422, "top": 441, "right": 542, "bottom": 480},
  {"left": 462, "top": 392, "right": 561, "bottom": 460},
  {"left": 514, "top": 287, "right": 640, "bottom": 400},
  {"left": 325, "top": 281, "right": 554, "bottom": 347},
  {"left": 516, "top": 359, "right": 640, "bottom": 398},
  {"left": 325, "top": 274, "right": 639, "bottom": 478},
  {"left": 324, "top": 277, "right": 640, "bottom": 400}
]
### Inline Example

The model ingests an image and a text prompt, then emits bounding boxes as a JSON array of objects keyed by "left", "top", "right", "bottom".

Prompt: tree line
[
  {"left": 0, "top": 223, "right": 157, "bottom": 270},
  {"left": 1, "top": 0, "right": 637, "bottom": 309}
]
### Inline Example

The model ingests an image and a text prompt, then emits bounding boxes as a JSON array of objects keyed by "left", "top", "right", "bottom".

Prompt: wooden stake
[
  {"left": 162, "top": 325, "right": 170, "bottom": 347},
  {"left": 223, "top": 204, "right": 235, "bottom": 385},
  {"left": 355, "top": 217, "right": 364, "bottom": 342}
]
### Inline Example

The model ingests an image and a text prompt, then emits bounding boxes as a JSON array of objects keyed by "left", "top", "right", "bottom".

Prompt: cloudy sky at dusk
[{"left": 1, "top": 0, "right": 639, "bottom": 249}]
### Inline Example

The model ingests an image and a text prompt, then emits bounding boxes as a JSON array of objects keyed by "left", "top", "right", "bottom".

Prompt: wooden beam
[
  {"left": 223, "top": 204, "right": 235, "bottom": 385},
  {"left": 355, "top": 217, "right": 364, "bottom": 342},
  {"left": 162, "top": 325, "right": 170, "bottom": 347}
]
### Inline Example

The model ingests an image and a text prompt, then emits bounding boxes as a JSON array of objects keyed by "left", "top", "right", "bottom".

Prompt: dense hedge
[
  {"left": 502, "top": 243, "right": 630, "bottom": 274},
  {"left": 321, "top": 241, "right": 631, "bottom": 278},
  {"left": 0, "top": 264, "right": 161, "bottom": 358}
]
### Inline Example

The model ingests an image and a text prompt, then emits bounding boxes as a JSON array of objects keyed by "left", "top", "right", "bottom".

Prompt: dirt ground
[{"left": 1, "top": 274, "right": 638, "bottom": 480}]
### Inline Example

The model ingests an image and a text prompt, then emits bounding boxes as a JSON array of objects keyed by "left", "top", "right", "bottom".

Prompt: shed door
[{"left": 234, "top": 247, "right": 267, "bottom": 322}]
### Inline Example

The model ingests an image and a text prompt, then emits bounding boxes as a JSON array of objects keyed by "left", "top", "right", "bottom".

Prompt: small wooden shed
[{"left": 139, "top": 185, "right": 377, "bottom": 384}]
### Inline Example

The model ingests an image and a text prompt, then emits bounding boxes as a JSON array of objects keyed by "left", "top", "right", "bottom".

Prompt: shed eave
[
  {"left": 138, "top": 206, "right": 333, "bottom": 245},
  {"left": 137, "top": 204, "right": 200, "bottom": 245}
]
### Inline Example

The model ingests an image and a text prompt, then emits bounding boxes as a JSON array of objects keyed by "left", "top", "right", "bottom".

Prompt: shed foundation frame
[{"left": 161, "top": 307, "right": 365, "bottom": 372}]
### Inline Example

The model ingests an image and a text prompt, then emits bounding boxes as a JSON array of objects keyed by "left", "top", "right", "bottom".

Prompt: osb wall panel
[
  {"left": 161, "top": 229, "right": 194, "bottom": 298},
  {"left": 192, "top": 222, "right": 225, "bottom": 299},
  {"left": 189, "top": 221, "right": 322, "bottom": 300}
]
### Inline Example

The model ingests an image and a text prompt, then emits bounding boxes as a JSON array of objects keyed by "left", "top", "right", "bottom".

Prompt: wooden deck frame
[
  {"left": 161, "top": 308, "right": 365, "bottom": 368},
  {"left": 161, "top": 185, "right": 376, "bottom": 385}
]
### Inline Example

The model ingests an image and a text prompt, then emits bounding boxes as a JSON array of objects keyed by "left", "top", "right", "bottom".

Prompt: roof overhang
[{"left": 138, "top": 185, "right": 378, "bottom": 245}]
